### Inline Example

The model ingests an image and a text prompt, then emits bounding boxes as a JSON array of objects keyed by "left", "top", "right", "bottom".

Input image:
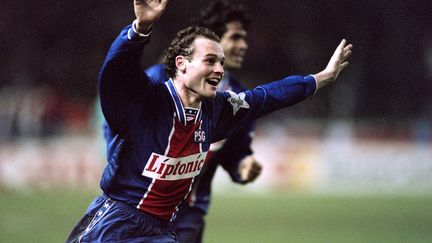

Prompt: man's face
[
  {"left": 220, "top": 21, "right": 248, "bottom": 70},
  {"left": 183, "top": 37, "right": 225, "bottom": 99}
]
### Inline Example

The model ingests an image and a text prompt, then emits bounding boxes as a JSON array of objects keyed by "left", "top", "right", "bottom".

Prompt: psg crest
[{"left": 194, "top": 129, "right": 206, "bottom": 143}]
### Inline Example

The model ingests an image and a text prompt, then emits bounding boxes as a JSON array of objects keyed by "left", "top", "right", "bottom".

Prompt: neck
[{"left": 173, "top": 78, "right": 201, "bottom": 108}]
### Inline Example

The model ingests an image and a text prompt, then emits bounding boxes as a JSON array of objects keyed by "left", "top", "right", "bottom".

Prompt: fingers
[
  {"left": 343, "top": 43, "right": 353, "bottom": 52},
  {"left": 343, "top": 43, "right": 353, "bottom": 59},
  {"left": 239, "top": 156, "right": 263, "bottom": 183},
  {"left": 340, "top": 42, "right": 353, "bottom": 70},
  {"left": 315, "top": 39, "right": 353, "bottom": 88},
  {"left": 134, "top": 0, "right": 169, "bottom": 30},
  {"left": 338, "top": 39, "right": 347, "bottom": 50},
  {"left": 251, "top": 162, "right": 263, "bottom": 174},
  {"left": 339, "top": 61, "right": 349, "bottom": 71},
  {"left": 339, "top": 39, "right": 353, "bottom": 51},
  {"left": 330, "top": 39, "right": 347, "bottom": 64},
  {"left": 336, "top": 39, "right": 352, "bottom": 55},
  {"left": 333, "top": 39, "right": 346, "bottom": 56},
  {"left": 157, "top": 0, "right": 169, "bottom": 8},
  {"left": 344, "top": 50, "right": 352, "bottom": 59},
  {"left": 333, "top": 39, "right": 352, "bottom": 64},
  {"left": 246, "top": 162, "right": 262, "bottom": 182}
]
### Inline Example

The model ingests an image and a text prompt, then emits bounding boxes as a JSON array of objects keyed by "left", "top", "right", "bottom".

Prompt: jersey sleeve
[
  {"left": 211, "top": 74, "right": 317, "bottom": 142},
  {"left": 145, "top": 63, "right": 168, "bottom": 83},
  {"left": 98, "top": 25, "right": 157, "bottom": 135}
]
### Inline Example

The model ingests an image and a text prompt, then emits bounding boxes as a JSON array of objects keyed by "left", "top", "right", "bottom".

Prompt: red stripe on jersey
[
  {"left": 139, "top": 178, "right": 193, "bottom": 220},
  {"left": 167, "top": 119, "right": 201, "bottom": 157},
  {"left": 138, "top": 118, "right": 204, "bottom": 221}
]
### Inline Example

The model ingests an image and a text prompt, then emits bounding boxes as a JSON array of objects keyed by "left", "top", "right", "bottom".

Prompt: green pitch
[
  {"left": 1, "top": 190, "right": 432, "bottom": 243},
  {"left": 205, "top": 193, "right": 432, "bottom": 243}
]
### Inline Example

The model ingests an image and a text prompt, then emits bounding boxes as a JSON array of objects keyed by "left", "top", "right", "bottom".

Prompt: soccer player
[
  {"left": 66, "top": 0, "right": 352, "bottom": 242},
  {"left": 145, "top": 2, "right": 262, "bottom": 242}
]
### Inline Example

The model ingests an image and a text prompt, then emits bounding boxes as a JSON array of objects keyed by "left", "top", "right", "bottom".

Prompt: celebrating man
[{"left": 67, "top": 0, "right": 352, "bottom": 242}]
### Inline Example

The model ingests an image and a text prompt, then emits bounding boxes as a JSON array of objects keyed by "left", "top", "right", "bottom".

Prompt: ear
[{"left": 175, "top": 56, "right": 187, "bottom": 74}]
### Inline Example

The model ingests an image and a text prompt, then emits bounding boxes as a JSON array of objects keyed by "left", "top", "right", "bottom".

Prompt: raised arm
[
  {"left": 98, "top": 0, "right": 169, "bottom": 134},
  {"left": 211, "top": 39, "right": 353, "bottom": 142}
]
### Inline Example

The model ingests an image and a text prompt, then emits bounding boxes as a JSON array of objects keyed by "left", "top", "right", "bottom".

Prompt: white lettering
[{"left": 142, "top": 152, "right": 208, "bottom": 180}]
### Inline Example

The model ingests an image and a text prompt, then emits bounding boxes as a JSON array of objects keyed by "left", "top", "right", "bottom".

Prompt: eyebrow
[{"left": 204, "top": 54, "right": 225, "bottom": 61}]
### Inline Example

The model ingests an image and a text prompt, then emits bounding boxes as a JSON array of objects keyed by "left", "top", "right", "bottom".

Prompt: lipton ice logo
[
  {"left": 227, "top": 90, "right": 249, "bottom": 115},
  {"left": 142, "top": 152, "right": 208, "bottom": 180}
]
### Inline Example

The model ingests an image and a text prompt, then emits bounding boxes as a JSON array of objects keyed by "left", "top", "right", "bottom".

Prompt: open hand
[
  {"left": 315, "top": 39, "right": 353, "bottom": 89},
  {"left": 134, "top": 0, "right": 169, "bottom": 33}
]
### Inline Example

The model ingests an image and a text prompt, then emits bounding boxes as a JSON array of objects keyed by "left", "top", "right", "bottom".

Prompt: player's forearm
[
  {"left": 99, "top": 25, "right": 149, "bottom": 97},
  {"left": 249, "top": 74, "right": 317, "bottom": 118},
  {"left": 98, "top": 25, "right": 150, "bottom": 131},
  {"left": 313, "top": 70, "right": 336, "bottom": 90}
]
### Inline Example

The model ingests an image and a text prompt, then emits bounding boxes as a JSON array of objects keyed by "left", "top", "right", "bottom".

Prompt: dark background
[{"left": 1, "top": 0, "right": 431, "bottom": 138}]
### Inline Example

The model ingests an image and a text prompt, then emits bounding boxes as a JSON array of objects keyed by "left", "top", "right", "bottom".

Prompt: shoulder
[
  {"left": 145, "top": 63, "right": 169, "bottom": 83},
  {"left": 202, "top": 92, "right": 227, "bottom": 111},
  {"left": 228, "top": 75, "right": 247, "bottom": 92}
]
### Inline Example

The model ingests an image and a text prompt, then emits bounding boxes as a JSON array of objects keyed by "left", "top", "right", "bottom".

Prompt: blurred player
[
  {"left": 145, "top": 2, "right": 262, "bottom": 242},
  {"left": 66, "top": 0, "right": 352, "bottom": 242}
]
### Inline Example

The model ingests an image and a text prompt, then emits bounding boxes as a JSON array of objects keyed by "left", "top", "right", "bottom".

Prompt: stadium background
[{"left": 1, "top": 0, "right": 432, "bottom": 242}]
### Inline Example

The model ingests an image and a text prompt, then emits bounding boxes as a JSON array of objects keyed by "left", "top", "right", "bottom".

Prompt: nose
[
  {"left": 239, "top": 39, "right": 248, "bottom": 50},
  {"left": 214, "top": 62, "right": 224, "bottom": 75}
]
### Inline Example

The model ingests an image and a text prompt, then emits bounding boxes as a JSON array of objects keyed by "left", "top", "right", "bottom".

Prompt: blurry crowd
[{"left": 0, "top": 84, "right": 89, "bottom": 140}]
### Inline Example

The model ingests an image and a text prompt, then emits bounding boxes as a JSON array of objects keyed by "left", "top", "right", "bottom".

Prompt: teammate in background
[
  {"left": 145, "top": 2, "right": 262, "bottom": 242},
  {"left": 67, "top": 0, "right": 352, "bottom": 242}
]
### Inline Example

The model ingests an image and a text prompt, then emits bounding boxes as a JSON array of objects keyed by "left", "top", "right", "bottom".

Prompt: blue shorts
[
  {"left": 173, "top": 206, "right": 205, "bottom": 243},
  {"left": 66, "top": 195, "right": 178, "bottom": 243}
]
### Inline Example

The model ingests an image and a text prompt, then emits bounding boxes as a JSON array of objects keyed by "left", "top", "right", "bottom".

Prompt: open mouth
[
  {"left": 231, "top": 52, "right": 245, "bottom": 62},
  {"left": 206, "top": 78, "right": 220, "bottom": 86},
  {"left": 232, "top": 55, "right": 244, "bottom": 62}
]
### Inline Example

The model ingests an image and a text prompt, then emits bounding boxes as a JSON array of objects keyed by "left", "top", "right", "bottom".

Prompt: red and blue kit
[{"left": 67, "top": 24, "right": 317, "bottom": 242}]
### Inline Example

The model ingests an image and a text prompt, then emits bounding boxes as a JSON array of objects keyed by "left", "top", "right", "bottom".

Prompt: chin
[{"left": 202, "top": 92, "right": 217, "bottom": 100}]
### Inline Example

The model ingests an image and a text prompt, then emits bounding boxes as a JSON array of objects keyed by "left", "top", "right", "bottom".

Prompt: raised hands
[
  {"left": 134, "top": 0, "right": 169, "bottom": 33},
  {"left": 314, "top": 39, "right": 353, "bottom": 90}
]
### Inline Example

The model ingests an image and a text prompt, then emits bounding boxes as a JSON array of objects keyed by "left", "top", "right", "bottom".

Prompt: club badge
[{"left": 194, "top": 129, "right": 206, "bottom": 143}]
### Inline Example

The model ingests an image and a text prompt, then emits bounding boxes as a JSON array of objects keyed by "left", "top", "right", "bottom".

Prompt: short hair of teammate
[{"left": 193, "top": 0, "right": 251, "bottom": 38}]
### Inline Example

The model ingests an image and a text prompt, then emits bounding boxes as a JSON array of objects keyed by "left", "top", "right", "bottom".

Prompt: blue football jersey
[
  {"left": 98, "top": 25, "right": 316, "bottom": 222},
  {"left": 146, "top": 64, "right": 255, "bottom": 214}
]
